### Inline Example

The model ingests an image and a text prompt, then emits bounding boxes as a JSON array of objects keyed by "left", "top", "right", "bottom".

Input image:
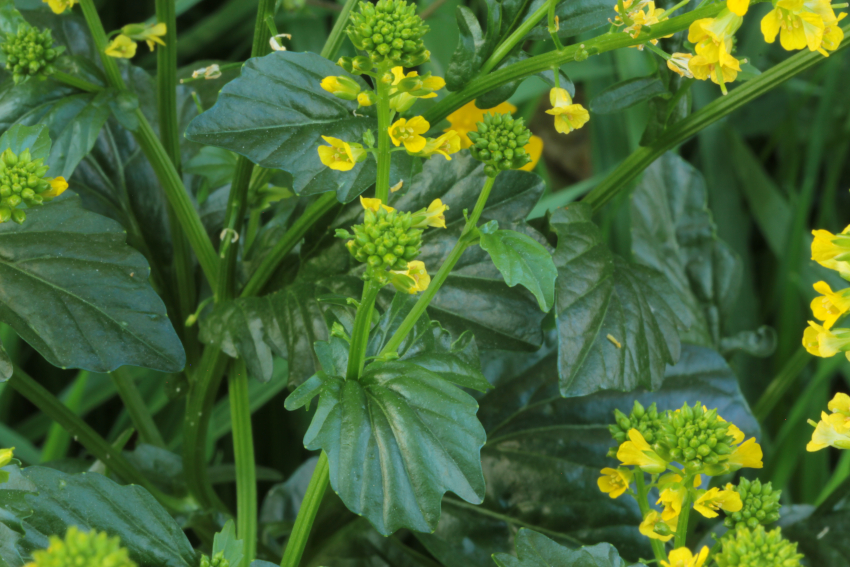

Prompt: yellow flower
[
  {"left": 617, "top": 429, "right": 668, "bottom": 473},
  {"left": 726, "top": 437, "right": 764, "bottom": 470},
  {"left": 546, "top": 88, "right": 590, "bottom": 135},
  {"left": 693, "top": 487, "right": 743, "bottom": 518},
  {"left": 0, "top": 447, "right": 13, "bottom": 468},
  {"left": 726, "top": 423, "right": 745, "bottom": 445},
  {"left": 597, "top": 467, "right": 633, "bottom": 498},
  {"left": 412, "top": 199, "right": 449, "bottom": 229},
  {"left": 417, "top": 131, "right": 462, "bottom": 160},
  {"left": 812, "top": 225, "right": 850, "bottom": 276},
  {"left": 359, "top": 196, "right": 394, "bottom": 213},
  {"left": 445, "top": 100, "right": 518, "bottom": 148},
  {"left": 829, "top": 392, "right": 850, "bottom": 414},
  {"left": 320, "top": 76, "right": 361, "bottom": 101},
  {"left": 821, "top": 13, "right": 847, "bottom": 53},
  {"left": 807, "top": 411, "right": 850, "bottom": 451},
  {"left": 761, "top": 0, "right": 826, "bottom": 52},
  {"left": 728, "top": 0, "right": 750, "bottom": 15},
  {"left": 43, "top": 0, "right": 76, "bottom": 14},
  {"left": 389, "top": 116, "right": 430, "bottom": 153},
  {"left": 689, "top": 10, "right": 744, "bottom": 46},
  {"left": 657, "top": 486, "right": 686, "bottom": 521},
  {"left": 639, "top": 510, "right": 675, "bottom": 542},
  {"left": 105, "top": 35, "right": 137, "bottom": 59},
  {"left": 688, "top": 42, "right": 742, "bottom": 95},
  {"left": 391, "top": 261, "right": 431, "bottom": 294},
  {"left": 803, "top": 321, "right": 850, "bottom": 360},
  {"left": 41, "top": 177, "right": 68, "bottom": 199},
  {"left": 810, "top": 281, "right": 850, "bottom": 329},
  {"left": 357, "top": 91, "right": 376, "bottom": 107},
  {"left": 121, "top": 22, "right": 167, "bottom": 51},
  {"left": 388, "top": 67, "right": 445, "bottom": 112},
  {"left": 668, "top": 53, "right": 694, "bottom": 78},
  {"left": 661, "top": 547, "right": 710, "bottom": 567},
  {"left": 317, "top": 136, "right": 366, "bottom": 171},
  {"left": 624, "top": 1, "right": 672, "bottom": 44}
]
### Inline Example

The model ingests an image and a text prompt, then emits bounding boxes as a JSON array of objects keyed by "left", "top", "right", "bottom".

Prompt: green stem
[
  {"left": 480, "top": 2, "right": 550, "bottom": 75},
  {"left": 346, "top": 280, "right": 380, "bottom": 380},
  {"left": 240, "top": 192, "right": 338, "bottom": 297},
  {"left": 582, "top": 25, "right": 850, "bottom": 212},
  {"left": 674, "top": 487, "right": 692, "bottom": 548},
  {"left": 79, "top": 0, "right": 219, "bottom": 287},
  {"left": 320, "top": 0, "right": 359, "bottom": 60},
  {"left": 51, "top": 70, "right": 101, "bottom": 92},
  {"left": 633, "top": 472, "right": 668, "bottom": 564},
  {"left": 229, "top": 359, "right": 257, "bottom": 562},
  {"left": 279, "top": 451, "right": 330, "bottom": 567},
  {"left": 546, "top": 0, "right": 565, "bottom": 51},
  {"left": 375, "top": 69, "right": 393, "bottom": 203},
  {"left": 9, "top": 366, "right": 191, "bottom": 513},
  {"left": 111, "top": 367, "right": 166, "bottom": 448},
  {"left": 41, "top": 371, "right": 89, "bottom": 462},
  {"left": 379, "top": 175, "right": 496, "bottom": 357}
]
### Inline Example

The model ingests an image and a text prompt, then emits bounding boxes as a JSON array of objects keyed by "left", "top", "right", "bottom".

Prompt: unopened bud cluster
[
  {"left": 656, "top": 402, "right": 734, "bottom": 472},
  {"left": 0, "top": 148, "right": 62, "bottom": 224},
  {"left": 724, "top": 478, "right": 781, "bottom": 529},
  {"left": 715, "top": 525, "right": 803, "bottom": 567},
  {"left": 25, "top": 526, "right": 137, "bottom": 567},
  {"left": 467, "top": 113, "right": 532, "bottom": 177},
  {"left": 346, "top": 0, "right": 429, "bottom": 67},
  {"left": 337, "top": 207, "right": 422, "bottom": 273},
  {"left": 200, "top": 552, "right": 229, "bottom": 567},
  {"left": 1, "top": 24, "right": 63, "bottom": 85},
  {"left": 607, "top": 401, "right": 661, "bottom": 458}
]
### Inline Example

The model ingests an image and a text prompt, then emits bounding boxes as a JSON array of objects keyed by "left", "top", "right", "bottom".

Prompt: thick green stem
[
  {"left": 375, "top": 70, "right": 393, "bottom": 203},
  {"left": 240, "top": 192, "right": 338, "bottom": 297},
  {"left": 633, "top": 472, "right": 668, "bottom": 564},
  {"left": 320, "top": 0, "right": 359, "bottom": 60},
  {"left": 480, "top": 2, "right": 550, "bottom": 75},
  {"left": 111, "top": 367, "right": 166, "bottom": 448},
  {"left": 9, "top": 366, "right": 191, "bottom": 513},
  {"left": 79, "top": 0, "right": 219, "bottom": 287},
  {"left": 279, "top": 451, "right": 330, "bottom": 567},
  {"left": 229, "top": 359, "right": 257, "bottom": 562},
  {"left": 379, "top": 175, "right": 496, "bottom": 356},
  {"left": 674, "top": 487, "right": 692, "bottom": 548},
  {"left": 41, "top": 371, "right": 89, "bottom": 462},
  {"left": 582, "top": 25, "right": 850, "bottom": 211},
  {"left": 346, "top": 280, "right": 380, "bottom": 380},
  {"left": 52, "top": 71, "right": 101, "bottom": 92}
]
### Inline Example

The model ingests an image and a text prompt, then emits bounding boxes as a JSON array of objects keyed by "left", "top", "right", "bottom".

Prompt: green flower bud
[
  {"left": 200, "top": 551, "right": 230, "bottom": 567},
  {"left": 346, "top": 0, "right": 429, "bottom": 67},
  {"left": 467, "top": 112, "right": 533, "bottom": 175},
  {"left": 715, "top": 525, "right": 803, "bottom": 567},
  {"left": 655, "top": 402, "right": 735, "bottom": 473},
  {"left": 724, "top": 478, "right": 782, "bottom": 530},
  {"left": 1, "top": 24, "right": 64, "bottom": 85},
  {"left": 0, "top": 147, "right": 67, "bottom": 224},
  {"left": 25, "top": 526, "right": 137, "bottom": 567}
]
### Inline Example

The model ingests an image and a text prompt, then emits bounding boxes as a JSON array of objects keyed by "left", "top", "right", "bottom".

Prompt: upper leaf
[
  {"left": 185, "top": 51, "right": 376, "bottom": 203},
  {"left": 0, "top": 124, "right": 51, "bottom": 160},
  {"left": 0, "top": 466, "right": 196, "bottom": 567},
  {"left": 589, "top": 77, "right": 669, "bottom": 115},
  {"left": 479, "top": 227, "right": 557, "bottom": 312},
  {"left": 551, "top": 203, "right": 684, "bottom": 397},
  {"left": 213, "top": 520, "right": 244, "bottom": 567},
  {"left": 526, "top": 0, "right": 613, "bottom": 39},
  {"left": 302, "top": 359, "right": 487, "bottom": 536},
  {"left": 492, "top": 528, "right": 646, "bottom": 567},
  {"left": 0, "top": 195, "right": 185, "bottom": 373}
]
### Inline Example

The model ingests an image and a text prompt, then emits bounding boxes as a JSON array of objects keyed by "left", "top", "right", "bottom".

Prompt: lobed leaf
[{"left": 492, "top": 528, "right": 646, "bottom": 567}]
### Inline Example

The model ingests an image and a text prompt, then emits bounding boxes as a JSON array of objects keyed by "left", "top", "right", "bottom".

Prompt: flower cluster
[
  {"left": 807, "top": 392, "right": 850, "bottom": 451},
  {"left": 346, "top": 0, "right": 429, "bottom": 67},
  {"left": 669, "top": 10, "right": 746, "bottom": 95},
  {"left": 24, "top": 526, "right": 137, "bottom": 567},
  {"left": 803, "top": 225, "right": 850, "bottom": 359},
  {"left": 723, "top": 477, "right": 782, "bottom": 529},
  {"left": 613, "top": 0, "right": 672, "bottom": 49},
  {"left": 200, "top": 552, "right": 229, "bottom": 567},
  {"left": 105, "top": 23, "right": 167, "bottom": 59},
  {"left": 762, "top": 0, "right": 846, "bottom": 57},
  {"left": 1, "top": 24, "right": 64, "bottom": 85},
  {"left": 335, "top": 197, "right": 447, "bottom": 293},
  {"left": 714, "top": 525, "right": 803, "bottom": 567},
  {"left": 0, "top": 147, "right": 68, "bottom": 225},
  {"left": 467, "top": 112, "right": 534, "bottom": 177}
]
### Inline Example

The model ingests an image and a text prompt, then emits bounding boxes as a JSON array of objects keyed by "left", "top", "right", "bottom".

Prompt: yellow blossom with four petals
[
  {"left": 597, "top": 467, "right": 633, "bottom": 498},
  {"left": 104, "top": 35, "right": 137, "bottom": 59},
  {"left": 546, "top": 88, "right": 590, "bottom": 135},
  {"left": 810, "top": 281, "right": 850, "bottom": 329},
  {"left": 808, "top": 392, "right": 850, "bottom": 451},
  {"left": 389, "top": 117, "right": 430, "bottom": 153},
  {"left": 803, "top": 321, "right": 850, "bottom": 360},
  {"left": 693, "top": 487, "right": 743, "bottom": 518},
  {"left": 617, "top": 429, "right": 668, "bottom": 473},
  {"left": 318, "top": 136, "right": 366, "bottom": 171},
  {"left": 43, "top": 0, "right": 76, "bottom": 14},
  {"left": 359, "top": 196, "right": 394, "bottom": 213},
  {"left": 417, "top": 131, "right": 462, "bottom": 161},
  {"left": 411, "top": 199, "right": 449, "bottom": 229},
  {"left": 811, "top": 225, "right": 850, "bottom": 277},
  {"left": 639, "top": 510, "right": 676, "bottom": 542},
  {"left": 661, "top": 547, "right": 710, "bottom": 567}
]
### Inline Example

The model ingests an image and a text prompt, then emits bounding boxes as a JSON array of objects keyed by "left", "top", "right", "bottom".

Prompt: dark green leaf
[
  {"left": 445, "top": 5, "right": 495, "bottom": 92},
  {"left": 213, "top": 520, "right": 244, "bottom": 567},
  {"left": 185, "top": 51, "right": 376, "bottom": 203},
  {"left": 303, "top": 358, "right": 486, "bottom": 535},
  {"left": 106, "top": 89, "right": 140, "bottom": 132},
  {"left": 785, "top": 510, "right": 850, "bottom": 566},
  {"left": 719, "top": 326, "right": 777, "bottom": 357},
  {"left": 551, "top": 204, "right": 683, "bottom": 397},
  {"left": 493, "top": 528, "right": 646, "bottom": 567},
  {"left": 185, "top": 146, "right": 238, "bottom": 193},
  {"left": 589, "top": 77, "right": 669, "bottom": 115},
  {"left": 0, "top": 466, "right": 196, "bottom": 567},
  {"left": 480, "top": 228, "right": 556, "bottom": 312},
  {"left": 0, "top": 195, "right": 185, "bottom": 373},
  {"left": 416, "top": 344, "right": 760, "bottom": 565},
  {"left": 0, "top": 340, "right": 10, "bottom": 381},
  {"left": 526, "top": 0, "right": 613, "bottom": 39},
  {"left": 0, "top": 124, "right": 50, "bottom": 160}
]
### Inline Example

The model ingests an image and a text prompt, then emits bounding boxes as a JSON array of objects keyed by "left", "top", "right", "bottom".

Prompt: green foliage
[
  {"left": 211, "top": 520, "right": 244, "bottom": 567},
  {"left": 492, "top": 528, "right": 645, "bottom": 567},
  {"left": 589, "top": 77, "right": 668, "bottom": 115}
]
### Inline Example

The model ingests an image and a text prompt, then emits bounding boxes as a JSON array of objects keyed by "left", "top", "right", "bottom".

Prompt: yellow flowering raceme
[
  {"left": 617, "top": 429, "right": 668, "bottom": 473},
  {"left": 546, "top": 88, "right": 590, "bottom": 135},
  {"left": 692, "top": 486, "right": 743, "bottom": 518},
  {"left": 597, "top": 467, "right": 633, "bottom": 498},
  {"left": 807, "top": 392, "right": 850, "bottom": 451},
  {"left": 687, "top": 10, "right": 745, "bottom": 95},
  {"left": 317, "top": 136, "right": 367, "bottom": 171},
  {"left": 43, "top": 0, "right": 76, "bottom": 14},
  {"left": 389, "top": 117, "right": 429, "bottom": 153},
  {"left": 761, "top": 0, "right": 845, "bottom": 55},
  {"left": 623, "top": 1, "right": 672, "bottom": 46},
  {"left": 104, "top": 35, "right": 137, "bottom": 59},
  {"left": 810, "top": 281, "right": 850, "bottom": 329},
  {"left": 444, "top": 100, "right": 543, "bottom": 171},
  {"left": 661, "top": 547, "right": 710, "bottom": 567}
]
